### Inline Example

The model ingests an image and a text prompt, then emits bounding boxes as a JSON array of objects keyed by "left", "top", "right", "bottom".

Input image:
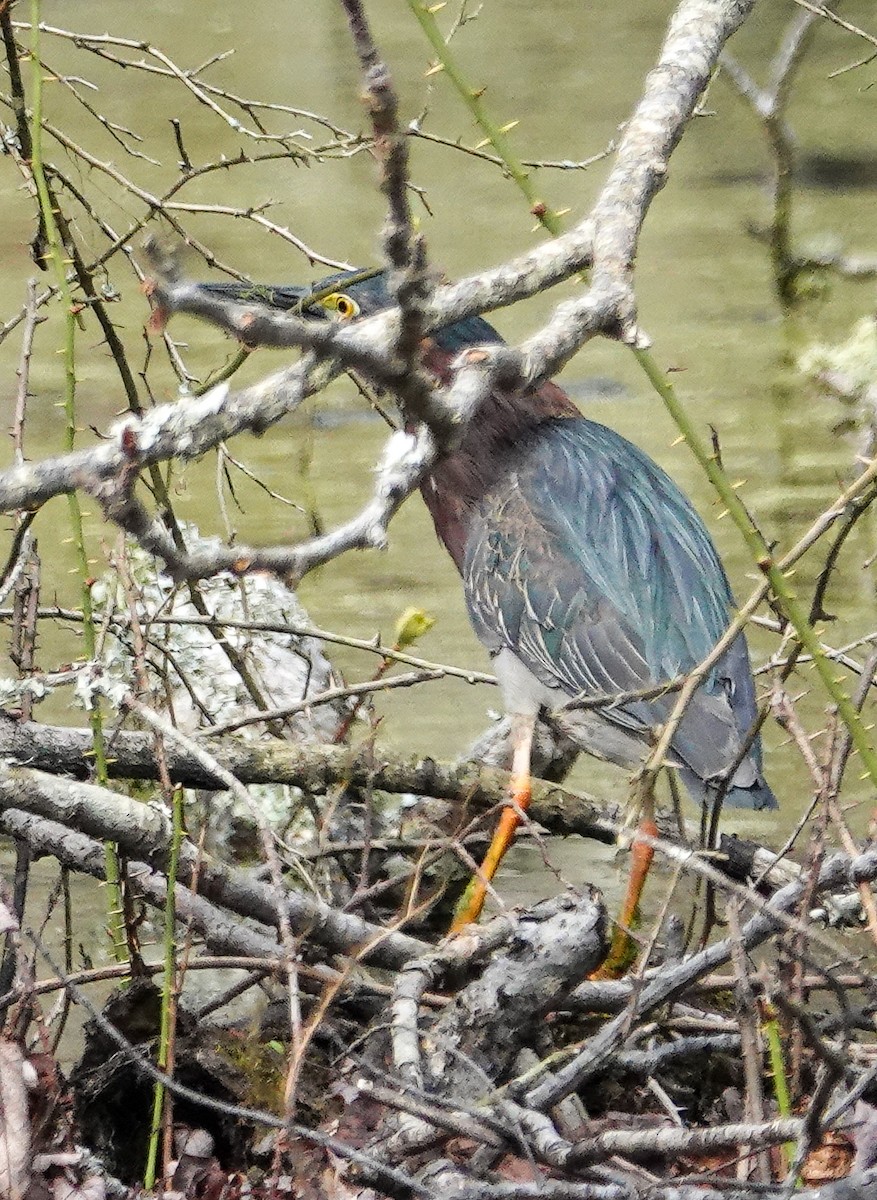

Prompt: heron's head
[
  {"left": 285, "top": 267, "right": 393, "bottom": 322},
  {"left": 288, "top": 267, "right": 503, "bottom": 353}
]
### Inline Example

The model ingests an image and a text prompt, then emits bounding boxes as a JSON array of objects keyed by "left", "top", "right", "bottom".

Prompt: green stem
[
  {"left": 406, "top": 1, "right": 563, "bottom": 236},
  {"left": 193, "top": 345, "right": 250, "bottom": 397},
  {"left": 763, "top": 1006, "right": 794, "bottom": 1174},
  {"left": 28, "top": 3, "right": 126, "bottom": 959},
  {"left": 411, "top": 8, "right": 877, "bottom": 789},
  {"left": 635, "top": 346, "right": 877, "bottom": 788},
  {"left": 143, "top": 785, "right": 183, "bottom": 1190}
]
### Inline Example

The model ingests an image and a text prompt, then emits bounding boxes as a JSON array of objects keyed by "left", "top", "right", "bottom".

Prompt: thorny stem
[
  {"left": 143, "top": 784, "right": 183, "bottom": 1190},
  {"left": 411, "top": 0, "right": 877, "bottom": 793},
  {"left": 27, "top": 0, "right": 126, "bottom": 961},
  {"left": 406, "top": 0, "right": 565, "bottom": 237},
  {"left": 761, "top": 998, "right": 795, "bottom": 1171},
  {"left": 636, "top": 349, "right": 877, "bottom": 789},
  {"left": 4, "top": 91, "right": 284, "bottom": 738}
]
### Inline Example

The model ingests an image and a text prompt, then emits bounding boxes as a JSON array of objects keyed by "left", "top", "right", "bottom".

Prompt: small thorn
[{"left": 425, "top": 62, "right": 444, "bottom": 77}]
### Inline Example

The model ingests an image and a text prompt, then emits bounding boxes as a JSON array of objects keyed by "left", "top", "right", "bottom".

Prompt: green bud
[{"left": 394, "top": 606, "right": 436, "bottom": 648}]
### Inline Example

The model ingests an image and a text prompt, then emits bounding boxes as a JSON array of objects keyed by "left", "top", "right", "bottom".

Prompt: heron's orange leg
[
  {"left": 592, "top": 783, "right": 657, "bottom": 979},
  {"left": 448, "top": 713, "right": 535, "bottom": 933}
]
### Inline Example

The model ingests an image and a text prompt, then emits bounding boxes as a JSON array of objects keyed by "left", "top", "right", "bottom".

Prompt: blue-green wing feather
[
  {"left": 463, "top": 417, "right": 774, "bottom": 807},
  {"left": 542, "top": 421, "right": 730, "bottom": 672}
]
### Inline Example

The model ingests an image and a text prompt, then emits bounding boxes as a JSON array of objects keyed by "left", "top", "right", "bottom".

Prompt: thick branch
[
  {"left": 0, "top": 717, "right": 616, "bottom": 839},
  {"left": 524, "top": 848, "right": 877, "bottom": 1110},
  {"left": 587, "top": 0, "right": 757, "bottom": 340},
  {"left": 0, "top": 718, "right": 800, "bottom": 892},
  {"left": 0, "top": 761, "right": 428, "bottom": 968},
  {"left": 0, "top": 4, "right": 756, "bottom": 594}
]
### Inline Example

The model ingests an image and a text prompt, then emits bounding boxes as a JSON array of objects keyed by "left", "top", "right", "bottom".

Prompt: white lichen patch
[
  {"left": 799, "top": 317, "right": 877, "bottom": 399},
  {"left": 90, "top": 527, "right": 346, "bottom": 836}
]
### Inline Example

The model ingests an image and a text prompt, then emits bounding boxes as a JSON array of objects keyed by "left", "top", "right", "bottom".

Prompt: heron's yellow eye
[{"left": 321, "top": 292, "right": 360, "bottom": 320}]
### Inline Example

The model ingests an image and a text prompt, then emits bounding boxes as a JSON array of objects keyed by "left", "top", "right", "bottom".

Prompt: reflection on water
[{"left": 1, "top": 1, "right": 876, "bottom": 919}]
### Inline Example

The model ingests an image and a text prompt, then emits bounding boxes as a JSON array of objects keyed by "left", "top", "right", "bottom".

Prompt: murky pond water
[{"left": 1, "top": 0, "right": 877, "bottom": 933}]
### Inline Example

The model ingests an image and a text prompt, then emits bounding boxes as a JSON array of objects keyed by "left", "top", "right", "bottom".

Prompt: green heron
[{"left": 196, "top": 269, "right": 776, "bottom": 931}]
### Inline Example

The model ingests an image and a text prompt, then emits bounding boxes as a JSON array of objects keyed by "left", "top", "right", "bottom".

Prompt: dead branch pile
[{"left": 1, "top": 0, "right": 877, "bottom": 1196}]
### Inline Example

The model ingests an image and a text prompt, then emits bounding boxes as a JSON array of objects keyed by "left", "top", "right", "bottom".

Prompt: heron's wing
[{"left": 462, "top": 416, "right": 758, "bottom": 782}]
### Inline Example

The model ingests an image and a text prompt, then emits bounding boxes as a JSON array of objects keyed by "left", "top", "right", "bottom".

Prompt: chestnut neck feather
[{"left": 419, "top": 376, "right": 578, "bottom": 570}]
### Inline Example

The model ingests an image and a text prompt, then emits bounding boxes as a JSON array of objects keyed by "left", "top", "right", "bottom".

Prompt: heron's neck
[{"left": 420, "top": 380, "right": 578, "bottom": 570}]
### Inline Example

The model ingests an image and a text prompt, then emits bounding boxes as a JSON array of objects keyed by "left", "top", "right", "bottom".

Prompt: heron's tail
[{"left": 678, "top": 767, "right": 778, "bottom": 811}]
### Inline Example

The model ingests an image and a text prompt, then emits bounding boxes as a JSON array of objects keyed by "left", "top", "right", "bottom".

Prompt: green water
[{"left": 1, "top": 0, "right": 876, "bottom": 907}]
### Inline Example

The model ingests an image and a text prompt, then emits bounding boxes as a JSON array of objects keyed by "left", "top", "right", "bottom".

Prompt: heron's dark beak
[{"left": 192, "top": 281, "right": 330, "bottom": 318}]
